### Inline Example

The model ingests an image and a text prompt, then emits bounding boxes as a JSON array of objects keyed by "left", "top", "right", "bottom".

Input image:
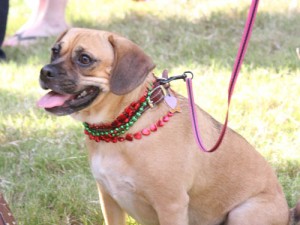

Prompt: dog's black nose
[{"left": 40, "top": 64, "right": 55, "bottom": 78}]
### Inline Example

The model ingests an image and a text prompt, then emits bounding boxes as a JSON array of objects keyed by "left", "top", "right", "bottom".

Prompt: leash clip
[
  {"left": 182, "top": 71, "right": 194, "bottom": 81},
  {"left": 157, "top": 71, "right": 194, "bottom": 85}
]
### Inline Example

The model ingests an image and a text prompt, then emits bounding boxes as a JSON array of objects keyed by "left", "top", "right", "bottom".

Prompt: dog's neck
[{"left": 71, "top": 73, "right": 157, "bottom": 124}]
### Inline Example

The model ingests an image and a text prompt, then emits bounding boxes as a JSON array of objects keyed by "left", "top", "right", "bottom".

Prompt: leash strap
[{"left": 186, "top": 0, "right": 260, "bottom": 152}]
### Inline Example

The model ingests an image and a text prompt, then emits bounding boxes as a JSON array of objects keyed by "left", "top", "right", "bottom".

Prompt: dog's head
[{"left": 37, "top": 28, "right": 155, "bottom": 116}]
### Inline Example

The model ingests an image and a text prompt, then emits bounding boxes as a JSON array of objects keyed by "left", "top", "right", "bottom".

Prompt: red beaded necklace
[{"left": 83, "top": 83, "right": 175, "bottom": 143}]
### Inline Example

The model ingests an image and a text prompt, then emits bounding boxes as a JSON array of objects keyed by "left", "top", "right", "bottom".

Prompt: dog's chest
[
  {"left": 90, "top": 150, "right": 157, "bottom": 224},
  {"left": 90, "top": 152, "right": 136, "bottom": 200}
]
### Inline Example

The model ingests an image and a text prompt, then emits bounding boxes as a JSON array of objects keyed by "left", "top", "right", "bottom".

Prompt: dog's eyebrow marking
[
  {"left": 74, "top": 46, "right": 84, "bottom": 54},
  {"left": 74, "top": 47, "right": 99, "bottom": 59}
]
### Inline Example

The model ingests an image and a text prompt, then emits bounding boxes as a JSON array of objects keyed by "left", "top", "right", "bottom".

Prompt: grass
[{"left": 1, "top": 0, "right": 300, "bottom": 224}]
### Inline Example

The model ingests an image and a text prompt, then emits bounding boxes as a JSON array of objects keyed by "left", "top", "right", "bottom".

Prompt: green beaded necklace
[
  {"left": 83, "top": 83, "right": 171, "bottom": 143},
  {"left": 83, "top": 91, "right": 151, "bottom": 137}
]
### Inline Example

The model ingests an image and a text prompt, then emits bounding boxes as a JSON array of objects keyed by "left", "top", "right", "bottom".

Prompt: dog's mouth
[{"left": 37, "top": 86, "right": 101, "bottom": 116}]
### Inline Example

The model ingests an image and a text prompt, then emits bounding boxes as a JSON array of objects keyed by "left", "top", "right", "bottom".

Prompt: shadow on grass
[
  {"left": 0, "top": 88, "right": 38, "bottom": 115},
  {"left": 3, "top": 37, "right": 55, "bottom": 66},
  {"left": 0, "top": 90, "right": 98, "bottom": 224},
  {"left": 3, "top": 8, "right": 300, "bottom": 70},
  {"left": 274, "top": 159, "right": 300, "bottom": 207}
]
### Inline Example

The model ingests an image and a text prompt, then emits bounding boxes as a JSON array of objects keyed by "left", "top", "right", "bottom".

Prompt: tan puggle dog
[{"left": 38, "top": 28, "right": 300, "bottom": 225}]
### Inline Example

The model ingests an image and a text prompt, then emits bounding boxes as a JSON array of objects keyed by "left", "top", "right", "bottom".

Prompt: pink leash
[{"left": 186, "top": 0, "right": 260, "bottom": 152}]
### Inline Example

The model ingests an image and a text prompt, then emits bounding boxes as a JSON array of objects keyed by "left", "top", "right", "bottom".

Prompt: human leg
[
  {"left": 4, "top": 0, "right": 69, "bottom": 46},
  {"left": 0, "top": 0, "right": 9, "bottom": 59}
]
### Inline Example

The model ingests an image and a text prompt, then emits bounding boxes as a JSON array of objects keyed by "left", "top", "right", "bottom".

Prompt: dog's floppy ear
[{"left": 108, "top": 34, "right": 155, "bottom": 95}]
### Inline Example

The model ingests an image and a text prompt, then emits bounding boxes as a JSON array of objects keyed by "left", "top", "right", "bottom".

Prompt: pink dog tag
[
  {"left": 159, "top": 85, "right": 181, "bottom": 112},
  {"left": 164, "top": 95, "right": 177, "bottom": 109}
]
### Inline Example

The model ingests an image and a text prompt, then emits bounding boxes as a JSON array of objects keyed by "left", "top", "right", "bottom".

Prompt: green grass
[{"left": 1, "top": 0, "right": 300, "bottom": 224}]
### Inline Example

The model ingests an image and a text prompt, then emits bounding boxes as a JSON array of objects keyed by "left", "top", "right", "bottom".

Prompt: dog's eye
[
  {"left": 78, "top": 54, "right": 92, "bottom": 65},
  {"left": 51, "top": 44, "right": 61, "bottom": 55},
  {"left": 51, "top": 47, "right": 60, "bottom": 61},
  {"left": 52, "top": 48, "right": 59, "bottom": 55}
]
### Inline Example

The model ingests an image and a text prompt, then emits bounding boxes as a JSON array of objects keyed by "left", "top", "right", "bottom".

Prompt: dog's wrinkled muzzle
[{"left": 38, "top": 64, "right": 101, "bottom": 116}]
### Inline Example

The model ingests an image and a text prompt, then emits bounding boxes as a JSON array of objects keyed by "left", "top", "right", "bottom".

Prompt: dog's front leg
[
  {"left": 97, "top": 183, "right": 126, "bottom": 225},
  {"left": 155, "top": 193, "right": 189, "bottom": 225}
]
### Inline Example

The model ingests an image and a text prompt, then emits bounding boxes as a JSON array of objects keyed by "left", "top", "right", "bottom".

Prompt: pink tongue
[{"left": 37, "top": 91, "right": 73, "bottom": 108}]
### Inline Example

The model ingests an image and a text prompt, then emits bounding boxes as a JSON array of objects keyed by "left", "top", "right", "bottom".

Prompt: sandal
[{"left": 3, "top": 32, "right": 47, "bottom": 47}]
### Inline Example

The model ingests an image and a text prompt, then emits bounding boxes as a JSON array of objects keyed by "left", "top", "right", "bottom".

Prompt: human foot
[{"left": 3, "top": 22, "right": 69, "bottom": 47}]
